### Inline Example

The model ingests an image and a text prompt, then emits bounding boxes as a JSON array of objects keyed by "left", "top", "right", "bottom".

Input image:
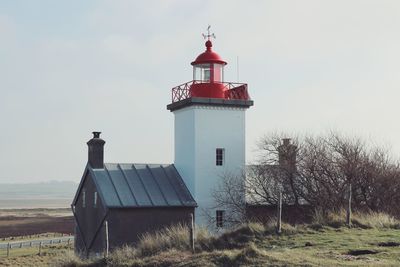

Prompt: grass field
[
  {"left": 0, "top": 208, "right": 74, "bottom": 266},
  {"left": 3, "top": 210, "right": 400, "bottom": 266},
  {"left": 0, "top": 244, "right": 73, "bottom": 267},
  {"left": 56, "top": 222, "right": 400, "bottom": 267},
  {"left": 3, "top": 225, "right": 400, "bottom": 266}
]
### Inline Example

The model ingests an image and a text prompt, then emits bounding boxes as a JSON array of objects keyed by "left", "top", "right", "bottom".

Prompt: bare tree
[
  {"left": 212, "top": 131, "right": 400, "bottom": 225},
  {"left": 211, "top": 172, "right": 247, "bottom": 227}
]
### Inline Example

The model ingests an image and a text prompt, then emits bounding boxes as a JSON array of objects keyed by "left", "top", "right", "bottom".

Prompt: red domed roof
[{"left": 191, "top": 40, "right": 227, "bottom": 66}]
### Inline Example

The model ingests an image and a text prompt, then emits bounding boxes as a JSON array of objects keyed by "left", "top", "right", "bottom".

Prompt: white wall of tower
[{"left": 174, "top": 104, "right": 247, "bottom": 226}]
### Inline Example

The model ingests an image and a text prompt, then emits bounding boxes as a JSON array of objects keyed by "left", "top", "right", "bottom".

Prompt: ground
[
  {"left": 0, "top": 208, "right": 74, "bottom": 238},
  {"left": 2, "top": 209, "right": 400, "bottom": 266},
  {"left": 59, "top": 223, "right": 400, "bottom": 267},
  {"left": 0, "top": 244, "right": 72, "bottom": 267},
  {"left": 0, "top": 208, "right": 74, "bottom": 266}
]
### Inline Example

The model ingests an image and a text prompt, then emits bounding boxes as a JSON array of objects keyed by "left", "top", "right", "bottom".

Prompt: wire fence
[{"left": 0, "top": 236, "right": 74, "bottom": 257}]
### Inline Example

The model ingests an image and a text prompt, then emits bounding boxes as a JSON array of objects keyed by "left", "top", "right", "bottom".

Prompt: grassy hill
[{"left": 54, "top": 212, "right": 400, "bottom": 267}]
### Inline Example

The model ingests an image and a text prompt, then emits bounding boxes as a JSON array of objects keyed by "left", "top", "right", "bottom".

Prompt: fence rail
[{"left": 0, "top": 236, "right": 74, "bottom": 257}]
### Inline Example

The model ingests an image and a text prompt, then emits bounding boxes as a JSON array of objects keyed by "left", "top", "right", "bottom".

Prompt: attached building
[{"left": 72, "top": 133, "right": 196, "bottom": 256}]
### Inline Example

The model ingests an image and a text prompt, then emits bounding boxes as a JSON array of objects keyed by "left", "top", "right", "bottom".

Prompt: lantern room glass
[
  {"left": 193, "top": 63, "right": 224, "bottom": 83},
  {"left": 213, "top": 63, "right": 224, "bottom": 83}
]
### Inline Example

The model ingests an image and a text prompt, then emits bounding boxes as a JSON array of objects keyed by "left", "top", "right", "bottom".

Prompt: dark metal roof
[{"left": 89, "top": 163, "right": 197, "bottom": 208}]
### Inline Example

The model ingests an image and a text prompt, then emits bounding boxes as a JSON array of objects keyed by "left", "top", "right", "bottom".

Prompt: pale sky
[{"left": 1, "top": 0, "right": 400, "bottom": 183}]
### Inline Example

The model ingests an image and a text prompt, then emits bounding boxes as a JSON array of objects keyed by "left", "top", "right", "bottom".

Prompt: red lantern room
[
  {"left": 190, "top": 39, "right": 227, "bottom": 98},
  {"left": 169, "top": 27, "right": 251, "bottom": 104}
]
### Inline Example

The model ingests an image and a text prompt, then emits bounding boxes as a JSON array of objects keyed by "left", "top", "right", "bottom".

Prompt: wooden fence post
[
  {"left": 39, "top": 242, "right": 42, "bottom": 256},
  {"left": 189, "top": 213, "right": 194, "bottom": 253},
  {"left": 7, "top": 243, "right": 10, "bottom": 257},
  {"left": 104, "top": 220, "right": 109, "bottom": 258},
  {"left": 277, "top": 190, "right": 282, "bottom": 234},
  {"left": 346, "top": 183, "right": 352, "bottom": 227}
]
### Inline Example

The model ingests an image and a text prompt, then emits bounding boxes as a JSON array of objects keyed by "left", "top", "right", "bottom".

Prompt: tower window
[
  {"left": 216, "top": 210, "right": 225, "bottom": 227},
  {"left": 216, "top": 148, "right": 224, "bottom": 166},
  {"left": 94, "top": 192, "right": 98, "bottom": 208},
  {"left": 82, "top": 189, "right": 86, "bottom": 208}
]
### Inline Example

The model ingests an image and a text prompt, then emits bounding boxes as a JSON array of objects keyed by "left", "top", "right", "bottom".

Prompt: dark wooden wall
[
  {"left": 106, "top": 207, "right": 194, "bottom": 250},
  {"left": 246, "top": 204, "right": 314, "bottom": 225},
  {"left": 74, "top": 173, "right": 107, "bottom": 255}
]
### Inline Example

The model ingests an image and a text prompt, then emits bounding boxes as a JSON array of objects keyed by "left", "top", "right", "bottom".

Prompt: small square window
[
  {"left": 216, "top": 210, "right": 225, "bottom": 227},
  {"left": 216, "top": 148, "right": 224, "bottom": 166}
]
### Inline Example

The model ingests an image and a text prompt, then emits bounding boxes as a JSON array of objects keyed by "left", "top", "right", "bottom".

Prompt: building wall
[
  {"left": 73, "top": 172, "right": 107, "bottom": 256},
  {"left": 106, "top": 207, "right": 194, "bottom": 249},
  {"left": 246, "top": 204, "right": 314, "bottom": 225},
  {"left": 174, "top": 104, "right": 247, "bottom": 226},
  {"left": 174, "top": 107, "right": 196, "bottom": 195}
]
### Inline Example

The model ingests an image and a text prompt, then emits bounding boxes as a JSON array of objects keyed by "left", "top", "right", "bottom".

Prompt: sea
[
  {"left": 0, "top": 181, "right": 77, "bottom": 209},
  {"left": 0, "top": 198, "right": 71, "bottom": 209}
]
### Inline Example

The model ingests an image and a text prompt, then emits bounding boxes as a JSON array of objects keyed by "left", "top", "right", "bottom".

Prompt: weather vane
[{"left": 202, "top": 25, "right": 216, "bottom": 41}]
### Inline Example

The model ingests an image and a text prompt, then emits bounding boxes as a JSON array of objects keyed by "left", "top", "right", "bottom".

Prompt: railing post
[
  {"left": 39, "top": 242, "right": 42, "bottom": 256},
  {"left": 7, "top": 243, "right": 10, "bottom": 257},
  {"left": 104, "top": 220, "right": 109, "bottom": 258},
  {"left": 189, "top": 214, "right": 194, "bottom": 253},
  {"left": 277, "top": 190, "right": 282, "bottom": 234}
]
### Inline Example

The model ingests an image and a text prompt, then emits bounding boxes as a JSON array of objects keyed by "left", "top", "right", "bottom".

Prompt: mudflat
[{"left": 0, "top": 208, "right": 74, "bottom": 238}]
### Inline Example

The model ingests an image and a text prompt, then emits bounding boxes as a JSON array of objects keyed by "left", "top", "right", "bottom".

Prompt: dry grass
[
  {"left": 137, "top": 224, "right": 191, "bottom": 256},
  {"left": 51, "top": 250, "right": 86, "bottom": 267},
  {"left": 45, "top": 213, "right": 400, "bottom": 266},
  {"left": 312, "top": 209, "right": 400, "bottom": 229},
  {"left": 0, "top": 244, "right": 73, "bottom": 267},
  {"left": 352, "top": 211, "right": 400, "bottom": 229}
]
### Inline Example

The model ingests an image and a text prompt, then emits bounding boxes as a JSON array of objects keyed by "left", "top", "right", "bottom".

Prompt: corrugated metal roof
[{"left": 89, "top": 163, "right": 197, "bottom": 208}]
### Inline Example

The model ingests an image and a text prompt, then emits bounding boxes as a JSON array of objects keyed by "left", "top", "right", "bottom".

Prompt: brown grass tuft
[
  {"left": 312, "top": 209, "right": 400, "bottom": 229},
  {"left": 137, "top": 223, "right": 191, "bottom": 256}
]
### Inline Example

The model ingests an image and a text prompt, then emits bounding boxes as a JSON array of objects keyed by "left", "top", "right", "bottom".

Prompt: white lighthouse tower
[{"left": 167, "top": 29, "right": 253, "bottom": 227}]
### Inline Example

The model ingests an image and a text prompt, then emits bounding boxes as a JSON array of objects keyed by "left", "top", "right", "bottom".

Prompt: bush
[
  {"left": 352, "top": 211, "right": 400, "bottom": 229},
  {"left": 106, "top": 245, "right": 138, "bottom": 266},
  {"left": 137, "top": 224, "right": 191, "bottom": 256},
  {"left": 54, "top": 250, "right": 86, "bottom": 267},
  {"left": 311, "top": 209, "right": 400, "bottom": 229}
]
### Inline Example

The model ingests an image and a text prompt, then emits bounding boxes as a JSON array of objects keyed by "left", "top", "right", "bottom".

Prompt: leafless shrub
[{"left": 214, "top": 131, "right": 400, "bottom": 223}]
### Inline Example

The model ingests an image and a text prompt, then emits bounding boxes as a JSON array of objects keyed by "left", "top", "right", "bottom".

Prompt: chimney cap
[
  {"left": 282, "top": 138, "right": 291, "bottom": 145},
  {"left": 92, "top": 132, "right": 102, "bottom": 138}
]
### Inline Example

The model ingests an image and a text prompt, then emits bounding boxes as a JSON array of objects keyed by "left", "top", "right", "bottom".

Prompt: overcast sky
[{"left": 1, "top": 0, "right": 400, "bottom": 183}]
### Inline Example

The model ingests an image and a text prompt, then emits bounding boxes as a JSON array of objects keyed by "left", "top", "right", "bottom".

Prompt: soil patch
[
  {"left": 347, "top": 249, "right": 379, "bottom": 256},
  {"left": 0, "top": 215, "right": 74, "bottom": 238},
  {"left": 378, "top": 241, "right": 400, "bottom": 247}
]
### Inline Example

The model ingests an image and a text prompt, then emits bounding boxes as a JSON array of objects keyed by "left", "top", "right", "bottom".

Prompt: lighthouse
[{"left": 167, "top": 28, "right": 253, "bottom": 227}]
